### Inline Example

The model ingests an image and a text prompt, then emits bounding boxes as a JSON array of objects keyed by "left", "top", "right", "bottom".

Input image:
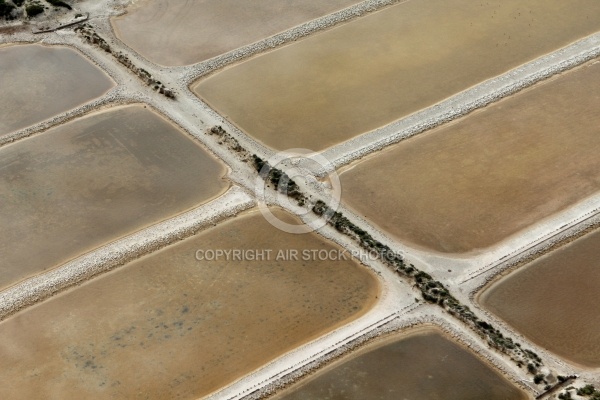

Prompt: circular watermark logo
[{"left": 254, "top": 148, "right": 341, "bottom": 234}]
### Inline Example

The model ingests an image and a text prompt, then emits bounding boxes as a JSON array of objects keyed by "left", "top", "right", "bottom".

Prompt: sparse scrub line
[
  {"left": 74, "top": 25, "right": 175, "bottom": 99},
  {"left": 557, "top": 384, "right": 600, "bottom": 400},
  {"left": 308, "top": 199, "right": 553, "bottom": 383},
  {"left": 0, "top": 0, "right": 16, "bottom": 18},
  {"left": 207, "top": 124, "right": 580, "bottom": 391}
]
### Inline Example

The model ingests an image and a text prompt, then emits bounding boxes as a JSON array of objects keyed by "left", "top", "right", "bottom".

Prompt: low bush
[
  {"left": 45, "top": 0, "right": 71, "bottom": 10},
  {"left": 0, "top": 0, "right": 16, "bottom": 18},
  {"left": 26, "top": 4, "right": 44, "bottom": 16}
]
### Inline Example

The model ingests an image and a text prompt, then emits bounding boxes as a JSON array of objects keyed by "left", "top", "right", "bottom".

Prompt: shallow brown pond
[
  {"left": 0, "top": 104, "right": 227, "bottom": 290},
  {"left": 480, "top": 228, "right": 600, "bottom": 368},
  {"left": 0, "top": 209, "right": 379, "bottom": 399},
  {"left": 194, "top": 0, "right": 600, "bottom": 150},
  {"left": 0, "top": 44, "right": 114, "bottom": 136},
  {"left": 339, "top": 59, "right": 600, "bottom": 254},
  {"left": 112, "top": 0, "right": 362, "bottom": 66},
  {"left": 273, "top": 328, "right": 527, "bottom": 400}
]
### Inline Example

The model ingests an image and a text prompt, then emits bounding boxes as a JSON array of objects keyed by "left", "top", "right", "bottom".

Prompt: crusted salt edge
[
  {"left": 1, "top": 4, "right": 599, "bottom": 395},
  {"left": 462, "top": 214, "right": 600, "bottom": 375},
  {"left": 0, "top": 34, "right": 132, "bottom": 147},
  {"left": 179, "top": 0, "right": 404, "bottom": 82},
  {"left": 0, "top": 186, "right": 255, "bottom": 321},
  {"left": 200, "top": 199, "right": 532, "bottom": 400},
  {"left": 202, "top": 216, "right": 415, "bottom": 400},
  {"left": 182, "top": 31, "right": 600, "bottom": 181},
  {"left": 322, "top": 33, "right": 600, "bottom": 171},
  {"left": 237, "top": 308, "right": 535, "bottom": 400}
]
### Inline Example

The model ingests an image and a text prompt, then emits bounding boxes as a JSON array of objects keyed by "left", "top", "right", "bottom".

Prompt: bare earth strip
[
  {"left": 0, "top": 43, "right": 114, "bottom": 135},
  {"left": 339, "top": 59, "right": 600, "bottom": 255},
  {"left": 0, "top": 104, "right": 228, "bottom": 290},
  {"left": 111, "top": 0, "right": 363, "bottom": 66},
  {"left": 0, "top": 208, "right": 378, "bottom": 400},
  {"left": 193, "top": 0, "right": 600, "bottom": 151}
]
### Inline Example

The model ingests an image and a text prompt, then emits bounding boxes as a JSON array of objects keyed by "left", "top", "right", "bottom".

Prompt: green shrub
[
  {"left": 0, "top": 0, "right": 15, "bottom": 17},
  {"left": 577, "top": 385, "right": 596, "bottom": 396},
  {"left": 13, "top": 0, "right": 25, "bottom": 6},
  {"left": 26, "top": 4, "right": 44, "bottom": 16},
  {"left": 45, "top": 0, "right": 71, "bottom": 9}
]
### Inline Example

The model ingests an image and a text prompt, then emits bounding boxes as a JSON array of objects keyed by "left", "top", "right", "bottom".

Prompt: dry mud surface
[
  {"left": 339, "top": 59, "right": 600, "bottom": 254},
  {"left": 0, "top": 209, "right": 378, "bottom": 400},
  {"left": 0, "top": 104, "right": 227, "bottom": 290},
  {"left": 111, "top": 0, "right": 362, "bottom": 66},
  {"left": 0, "top": 44, "right": 114, "bottom": 136},
  {"left": 272, "top": 327, "right": 527, "bottom": 400},
  {"left": 480, "top": 227, "right": 600, "bottom": 368},
  {"left": 194, "top": 0, "right": 600, "bottom": 151}
]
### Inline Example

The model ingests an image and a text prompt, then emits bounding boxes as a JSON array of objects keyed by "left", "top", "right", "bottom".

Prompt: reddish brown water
[
  {"left": 481, "top": 228, "right": 600, "bottom": 368},
  {"left": 0, "top": 209, "right": 379, "bottom": 399},
  {"left": 274, "top": 328, "right": 528, "bottom": 400},
  {"left": 112, "top": 0, "right": 362, "bottom": 66},
  {"left": 194, "top": 0, "right": 600, "bottom": 150},
  {"left": 340, "top": 60, "right": 600, "bottom": 254},
  {"left": 0, "top": 105, "right": 227, "bottom": 290},
  {"left": 0, "top": 44, "right": 114, "bottom": 136}
]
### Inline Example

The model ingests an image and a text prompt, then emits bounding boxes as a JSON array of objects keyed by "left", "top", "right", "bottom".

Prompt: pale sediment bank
[
  {"left": 338, "top": 58, "right": 600, "bottom": 254},
  {"left": 242, "top": 312, "right": 535, "bottom": 400},
  {"left": 323, "top": 34, "right": 600, "bottom": 170},
  {"left": 0, "top": 43, "right": 115, "bottom": 136},
  {"left": 464, "top": 201, "right": 600, "bottom": 290},
  {"left": 480, "top": 227, "right": 600, "bottom": 368},
  {"left": 273, "top": 327, "right": 528, "bottom": 400},
  {"left": 183, "top": 32, "right": 600, "bottom": 189},
  {"left": 111, "top": 0, "right": 366, "bottom": 67},
  {"left": 0, "top": 103, "right": 229, "bottom": 290},
  {"left": 0, "top": 207, "right": 378, "bottom": 399},
  {"left": 0, "top": 37, "right": 131, "bottom": 147},
  {"left": 0, "top": 186, "right": 254, "bottom": 322},
  {"left": 180, "top": 0, "right": 405, "bottom": 81},
  {"left": 193, "top": 0, "right": 600, "bottom": 150},
  {"left": 0, "top": 3, "right": 598, "bottom": 398}
]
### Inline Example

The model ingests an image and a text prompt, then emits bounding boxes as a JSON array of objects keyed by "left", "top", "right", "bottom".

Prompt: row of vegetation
[
  {"left": 309, "top": 199, "right": 552, "bottom": 377},
  {"left": 558, "top": 385, "right": 600, "bottom": 400},
  {"left": 206, "top": 124, "right": 580, "bottom": 391},
  {"left": 74, "top": 25, "right": 175, "bottom": 99},
  {"left": 0, "top": 0, "right": 18, "bottom": 18}
]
